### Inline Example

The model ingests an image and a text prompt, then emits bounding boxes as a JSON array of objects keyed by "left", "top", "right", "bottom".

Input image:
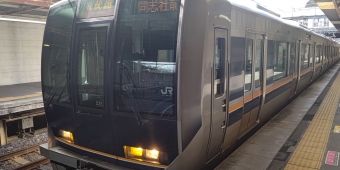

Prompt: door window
[
  {"left": 274, "top": 42, "right": 287, "bottom": 80},
  {"left": 255, "top": 39, "right": 263, "bottom": 88},
  {"left": 77, "top": 27, "right": 107, "bottom": 109},
  {"left": 289, "top": 43, "right": 296, "bottom": 75},
  {"left": 215, "top": 38, "right": 226, "bottom": 96},
  {"left": 245, "top": 39, "right": 253, "bottom": 92}
]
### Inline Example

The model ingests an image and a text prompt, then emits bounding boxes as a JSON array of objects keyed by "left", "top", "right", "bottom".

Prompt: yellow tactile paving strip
[
  {"left": 0, "top": 93, "right": 41, "bottom": 102},
  {"left": 285, "top": 72, "right": 340, "bottom": 170}
]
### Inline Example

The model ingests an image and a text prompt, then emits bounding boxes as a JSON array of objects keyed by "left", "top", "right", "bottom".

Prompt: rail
[{"left": 0, "top": 143, "right": 50, "bottom": 170}]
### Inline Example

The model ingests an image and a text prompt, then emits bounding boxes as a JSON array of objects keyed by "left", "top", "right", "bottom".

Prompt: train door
[
  {"left": 289, "top": 40, "right": 301, "bottom": 99},
  {"left": 206, "top": 28, "right": 228, "bottom": 162},
  {"left": 72, "top": 21, "right": 116, "bottom": 155},
  {"left": 238, "top": 33, "right": 264, "bottom": 136}
]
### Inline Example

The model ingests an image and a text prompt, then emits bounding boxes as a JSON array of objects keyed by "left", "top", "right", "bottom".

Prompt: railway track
[{"left": 0, "top": 143, "right": 50, "bottom": 170}]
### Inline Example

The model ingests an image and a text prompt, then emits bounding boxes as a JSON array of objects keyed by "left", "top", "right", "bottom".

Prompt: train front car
[{"left": 41, "top": 0, "right": 232, "bottom": 169}]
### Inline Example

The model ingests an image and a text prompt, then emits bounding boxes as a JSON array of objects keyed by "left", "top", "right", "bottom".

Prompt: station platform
[
  {"left": 215, "top": 63, "right": 340, "bottom": 170},
  {"left": 0, "top": 82, "right": 43, "bottom": 116}
]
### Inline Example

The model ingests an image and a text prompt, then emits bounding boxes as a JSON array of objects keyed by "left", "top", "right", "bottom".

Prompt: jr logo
[{"left": 161, "top": 87, "right": 173, "bottom": 96}]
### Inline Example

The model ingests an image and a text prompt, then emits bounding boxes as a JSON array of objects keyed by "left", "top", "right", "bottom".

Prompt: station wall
[{"left": 0, "top": 19, "right": 45, "bottom": 86}]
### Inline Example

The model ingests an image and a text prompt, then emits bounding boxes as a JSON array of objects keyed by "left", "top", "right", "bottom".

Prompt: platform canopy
[
  {"left": 315, "top": 0, "right": 340, "bottom": 31},
  {"left": 0, "top": 0, "right": 60, "bottom": 20}
]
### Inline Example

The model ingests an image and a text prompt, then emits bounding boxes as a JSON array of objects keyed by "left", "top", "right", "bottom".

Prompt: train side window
[
  {"left": 274, "top": 42, "right": 287, "bottom": 80},
  {"left": 215, "top": 37, "right": 226, "bottom": 96},
  {"left": 309, "top": 45, "right": 314, "bottom": 66},
  {"left": 324, "top": 46, "right": 326, "bottom": 61},
  {"left": 289, "top": 42, "right": 296, "bottom": 76},
  {"left": 245, "top": 39, "right": 253, "bottom": 92},
  {"left": 301, "top": 43, "right": 309, "bottom": 70},
  {"left": 316, "top": 45, "right": 320, "bottom": 64},
  {"left": 267, "top": 40, "right": 275, "bottom": 85},
  {"left": 255, "top": 39, "right": 263, "bottom": 88}
]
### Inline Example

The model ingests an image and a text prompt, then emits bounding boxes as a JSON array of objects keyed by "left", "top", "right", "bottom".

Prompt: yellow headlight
[
  {"left": 59, "top": 130, "right": 74, "bottom": 142},
  {"left": 124, "top": 146, "right": 160, "bottom": 162},
  {"left": 145, "top": 149, "right": 159, "bottom": 160},
  {"left": 129, "top": 147, "right": 143, "bottom": 157}
]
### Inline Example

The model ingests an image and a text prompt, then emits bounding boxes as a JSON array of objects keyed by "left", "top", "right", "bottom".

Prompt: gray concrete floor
[{"left": 215, "top": 64, "right": 340, "bottom": 170}]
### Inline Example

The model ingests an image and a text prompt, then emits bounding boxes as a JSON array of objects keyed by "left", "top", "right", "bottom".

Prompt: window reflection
[
  {"left": 77, "top": 27, "right": 107, "bottom": 109},
  {"left": 112, "top": 0, "right": 179, "bottom": 117},
  {"left": 41, "top": 2, "right": 76, "bottom": 105},
  {"left": 255, "top": 39, "right": 263, "bottom": 88},
  {"left": 274, "top": 42, "right": 287, "bottom": 80},
  {"left": 301, "top": 44, "right": 309, "bottom": 70},
  {"left": 245, "top": 39, "right": 253, "bottom": 92}
]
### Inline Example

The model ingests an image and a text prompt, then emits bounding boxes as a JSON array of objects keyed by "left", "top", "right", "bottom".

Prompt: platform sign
[
  {"left": 22, "top": 117, "right": 33, "bottom": 129},
  {"left": 325, "top": 151, "right": 339, "bottom": 166},
  {"left": 334, "top": 125, "right": 340, "bottom": 133}
]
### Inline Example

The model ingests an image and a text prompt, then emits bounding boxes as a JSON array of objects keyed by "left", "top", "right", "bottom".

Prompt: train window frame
[
  {"left": 300, "top": 43, "right": 309, "bottom": 70},
  {"left": 316, "top": 45, "right": 321, "bottom": 64},
  {"left": 214, "top": 37, "right": 226, "bottom": 97},
  {"left": 309, "top": 44, "right": 314, "bottom": 66},
  {"left": 41, "top": 1, "right": 77, "bottom": 106},
  {"left": 254, "top": 39, "right": 263, "bottom": 88},
  {"left": 273, "top": 41, "right": 288, "bottom": 81},
  {"left": 289, "top": 42, "right": 296, "bottom": 76},
  {"left": 245, "top": 39, "right": 253, "bottom": 93},
  {"left": 76, "top": 26, "right": 107, "bottom": 109},
  {"left": 111, "top": 0, "right": 180, "bottom": 118}
]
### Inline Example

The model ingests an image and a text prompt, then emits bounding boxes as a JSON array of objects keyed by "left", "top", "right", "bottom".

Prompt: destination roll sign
[
  {"left": 138, "top": 0, "right": 179, "bottom": 14},
  {"left": 78, "top": 0, "right": 116, "bottom": 19}
]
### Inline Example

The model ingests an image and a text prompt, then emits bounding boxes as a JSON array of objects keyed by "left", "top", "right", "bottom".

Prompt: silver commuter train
[{"left": 40, "top": 0, "right": 340, "bottom": 170}]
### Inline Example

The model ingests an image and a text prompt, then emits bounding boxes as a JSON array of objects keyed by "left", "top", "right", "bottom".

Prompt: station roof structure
[
  {"left": 0, "top": 0, "right": 60, "bottom": 20},
  {"left": 315, "top": 0, "right": 340, "bottom": 31}
]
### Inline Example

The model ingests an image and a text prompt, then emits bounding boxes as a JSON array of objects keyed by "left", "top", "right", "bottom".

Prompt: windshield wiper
[
  {"left": 119, "top": 39, "right": 150, "bottom": 125},
  {"left": 44, "top": 76, "right": 67, "bottom": 108},
  {"left": 119, "top": 64, "right": 150, "bottom": 125}
]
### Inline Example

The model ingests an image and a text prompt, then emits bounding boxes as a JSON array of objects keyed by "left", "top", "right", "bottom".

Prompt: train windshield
[
  {"left": 113, "top": 0, "right": 180, "bottom": 118},
  {"left": 41, "top": 1, "right": 77, "bottom": 106}
]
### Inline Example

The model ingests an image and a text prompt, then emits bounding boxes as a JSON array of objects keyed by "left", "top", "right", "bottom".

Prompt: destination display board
[
  {"left": 137, "top": 0, "right": 179, "bottom": 14},
  {"left": 78, "top": 0, "right": 116, "bottom": 19}
]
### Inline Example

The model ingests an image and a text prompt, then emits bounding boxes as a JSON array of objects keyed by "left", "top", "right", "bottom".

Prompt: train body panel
[{"left": 40, "top": 0, "right": 340, "bottom": 170}]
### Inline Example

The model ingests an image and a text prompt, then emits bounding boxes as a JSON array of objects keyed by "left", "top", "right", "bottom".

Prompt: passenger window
[
  {"left": 245, "top": 39, "right": 253, "bottom": 92},
  {"left": 315, "top": 46, "right": 319, "bottom": 64},
  {"left": 309, "top": 45, "right": 314, "bottom": 66},
  {"left": 289, "top": 43, "right": 296, "bottom": 75},
  {"left": 324, "top": 46, "right": 326, "bottom": 61},
  {"left": 301, "top": 44, "right": 309, "bottom": 70},
  {"left": 215, "top": 38, "right": 226, "bottom": 96},
  {"left": 274, "top": 42, "right": 287, "bottom": 80},
  {"left": 255, "top": 39, "right": 263, "bottom": 88}
]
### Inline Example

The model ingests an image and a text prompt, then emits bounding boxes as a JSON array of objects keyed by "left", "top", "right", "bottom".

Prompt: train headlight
[
  {"left": 58, "top": 130, "right": 74, "bottom": 143},
  {"left": 124, "top": 146, "right": 160, "bottom": 162},
  {"left": 127, "top": 146, "right": 143, "bottom": 157},
  {"left": 145, "top": 149, "right": 159, "bottom": 160}
]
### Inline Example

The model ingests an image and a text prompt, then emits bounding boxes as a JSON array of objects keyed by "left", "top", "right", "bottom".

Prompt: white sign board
[{"left": 22, "top": 117, "right": 33, "bottom": 129}]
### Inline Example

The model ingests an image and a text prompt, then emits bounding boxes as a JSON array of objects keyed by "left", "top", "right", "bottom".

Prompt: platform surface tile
[
  {"left": 0, "top": 82, "right": 42, "bottom": 115},
  {"left": 215, "top": 63, "right": 340, "bottom": 170}
]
